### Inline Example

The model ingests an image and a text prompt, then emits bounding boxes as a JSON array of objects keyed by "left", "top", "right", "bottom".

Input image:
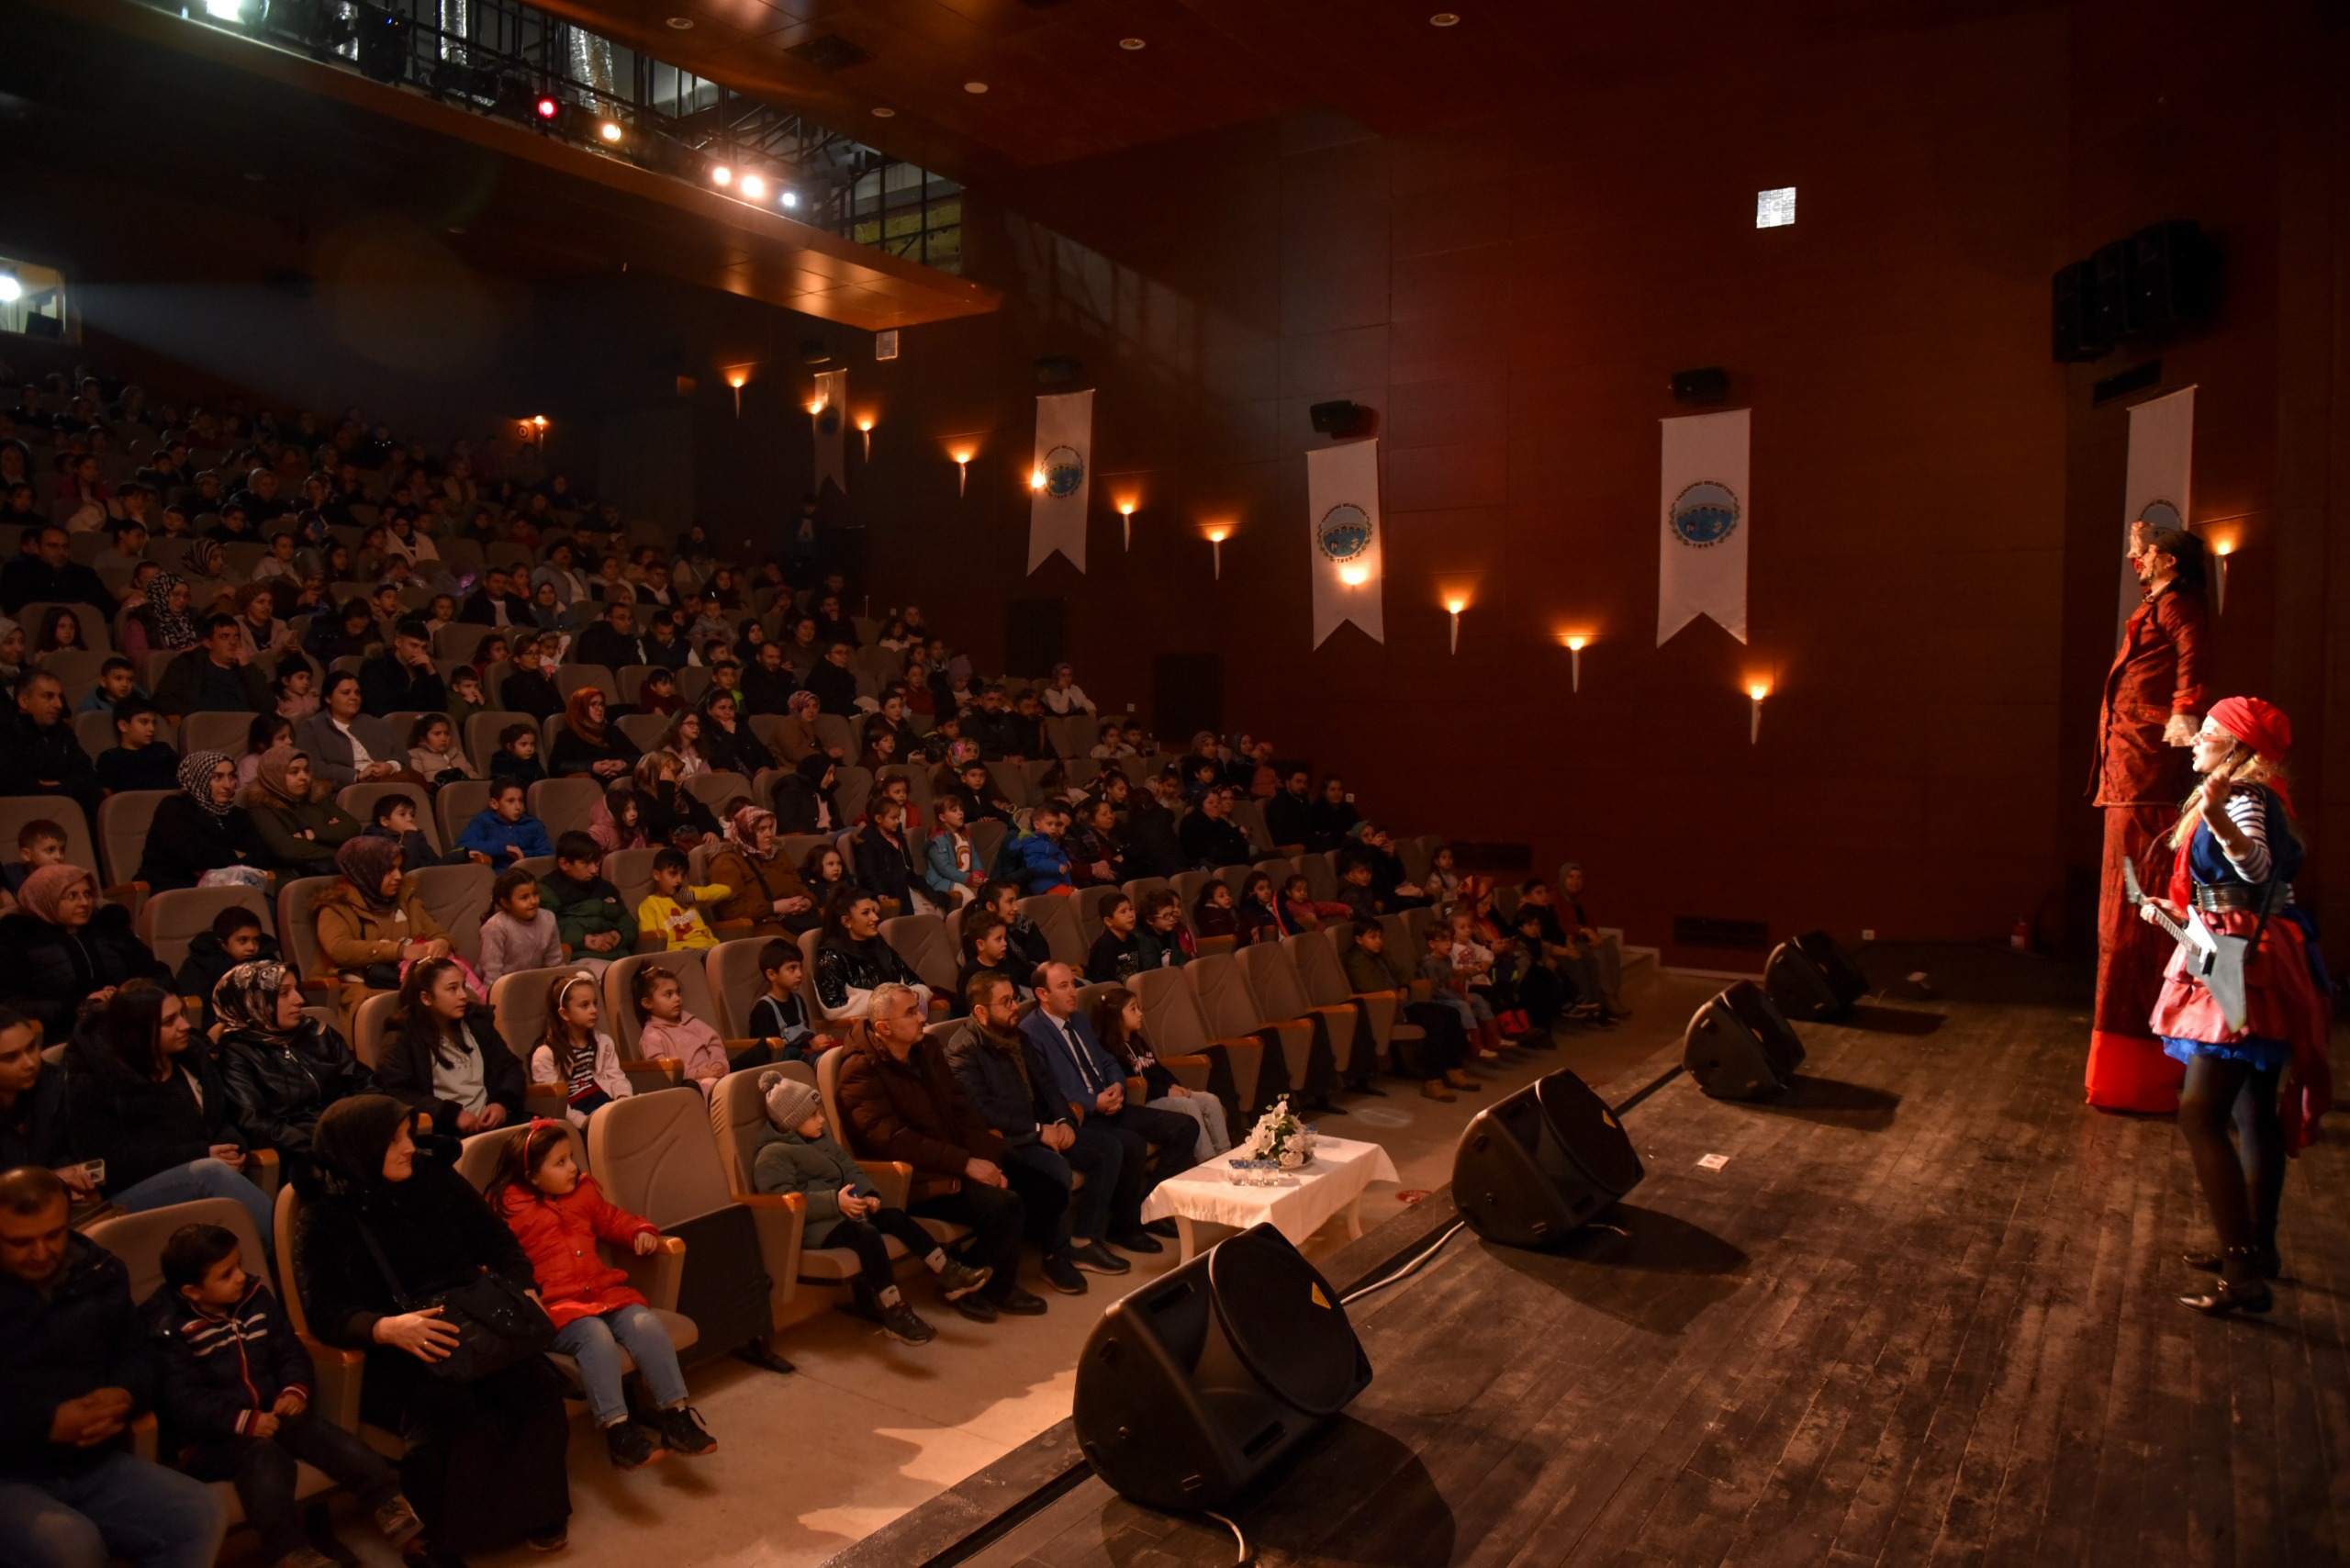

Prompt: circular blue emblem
[
  {"left": 815, "top": 405, "right": 842, "bottom": 438},
  {"left": 1317, "top": 503, "right": 1373, "bottom": 562},
  {"left": 2137, "top": 498, "right": 2181, "bottom": 532},
  {"left": 1043, "top": 444, "right": 1084, "bottom": 499},
  {"left": 1670, "top": 480, "right": 1740, "bottom": 548}
]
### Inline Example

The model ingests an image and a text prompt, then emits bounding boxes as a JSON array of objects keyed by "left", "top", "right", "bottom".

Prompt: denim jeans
[
  {"left": 550, "top": 1304, "right": 687, "bottom": 1428},
  {"left": 0, "top": 1450, "right": 226, "bottom": 1568},
  {"left": 111, "top": 1159, "right": 275, "bottom": 1255},
  {"left": 183, "top": 1410, "right": 402, "bottom": 1563},
  {"left": 1147, "top": 1092, "right": 1232, "bottom": 1161}
]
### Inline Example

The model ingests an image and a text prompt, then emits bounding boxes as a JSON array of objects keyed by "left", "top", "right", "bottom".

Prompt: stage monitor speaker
[
  {"left": 1073, "top": 1224, "right": 1370, "bottom": 1511},
  {"left": 1670, "top": 366, "right": 1730, "bottom": 404},
  {"left": 1763, "top": 929, "right": 1868, "bottom": 1021},
  {"left": 1309, "top": 399, "right": 1371, "bottom": 437},
  {"left": 1451, "top": 1069, "right": 1644, "bottom": 1250},
  {"left": 2051, "top": 260, "right": 2108, "bottom": 363},
  {"left": 1683, "top": 980, "right": 1806, "bottom": 1100}
]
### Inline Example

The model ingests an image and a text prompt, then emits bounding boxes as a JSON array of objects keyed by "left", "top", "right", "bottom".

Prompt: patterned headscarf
[
  {"left": 334, "top": 834, "right": 403, "bottom": 913},
  {"left": 16, "top": 863, "right": 94, "bottom": 925},
  {"left": 730, "top": 805, "right": 778, "bottom": 858},
  {"left": 788, "top": 689, "right": 819, "bottom": 719},
  {"left": 213, "top": 958, "right": 296, "bottom": 1041},
  {"left": 178, "top": 750, "right": 235, "bottom": 817},
  {"left": 146, "top": 571, "right": 199, "bottom": 648}
]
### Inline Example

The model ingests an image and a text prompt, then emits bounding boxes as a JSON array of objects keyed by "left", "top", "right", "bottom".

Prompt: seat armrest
[
  {"left": 855, "top": 1159, "right": 913, "bottom": 1210},
  {"left": 246, "top": 1147, "right": 280, "bottom": 1200},
  {"left": 621, "top": 1057, "right": 681, "bottom": 1092},
  {"left": 733, "top": 1193, "right": 805, "bottom": 1320},
  {"left": 128, "top": 1411, "right": 157, "bottom": 1461},
  {"left": 1161, "top": 1054, "right": 1213, "bottom": 1092},
  {"left": 1409, "top": 979, "right": 1433, "bottom": 1002},
  {"left": 297, "top": 1332, "right": 365, "bottom": 1431},
  {"left": 618, "top": 1234, "right": 687, "bottom": 1312},
  {"left": 103, "top": 880, "right": 147, "bottom": 916},
  {"left": 633, "top": 933, "right": 664, "bottom": 953}
]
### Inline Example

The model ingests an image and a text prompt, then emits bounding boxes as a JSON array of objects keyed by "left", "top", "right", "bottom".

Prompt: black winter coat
[
  {"left": 812, "top": 933, "right": 922, "bottom": 1017},
  {"left": 214, "top": 1021, "right": 373, "bottom": 1183},
  {"left": 137, "top": 793, "right": 267, "bottom": 893},
  {"left": 769, "top": 774, "right": 836, "bottom": 834},
  {"left": 0, "top": 712, "right": 101, "bottom": 817},
  {"left": 547, "top": 726, "right": 639, "bottom": 780},
  {"left": 801, "top": 661, "right": 857, "bottom": 717},
  {"left": 145, "top": 1277, "right": 314, "bottom": 1448},
  {"left": 1121, "top": 802, "right": 1185, "bottom": 881},
  {"left": 294, "top": 1153, "right": 536, "bottom": 1350},
  {"left": 941, "top": 1020, "right": 1064, "bottom": 1147},
  {"left": 370, "top": 1009, "right": 527, "bottom": 1133},
  {"left": 0, "top": 1235, "right": 155, "bottom": 1477},
  {"left": 173, "top": 928, "right": 283, "bottom": 1032},
  {"left": 0, "top": 907, "right": 172, "bottom": 1039},
  {"left": 62, "top": 1035, "right": 247, "bottom": 1196}
]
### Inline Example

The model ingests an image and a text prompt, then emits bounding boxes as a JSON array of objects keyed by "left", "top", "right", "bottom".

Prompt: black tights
[{"left": 2177, "top": 1053, "right": 2286, "bottom": 1257}]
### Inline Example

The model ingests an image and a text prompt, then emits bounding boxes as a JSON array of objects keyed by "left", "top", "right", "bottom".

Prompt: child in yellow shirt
[{"left": 638, "top": 848, "right": 731, "bottom": 951}]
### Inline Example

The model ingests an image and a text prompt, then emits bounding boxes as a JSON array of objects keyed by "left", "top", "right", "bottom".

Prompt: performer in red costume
[
  {"left": 2138, "top": 697, "right": 2331, "bottom": 1315},
  {"left": 2087, "top": 522, "right": 2210, "bottom": 1112}
]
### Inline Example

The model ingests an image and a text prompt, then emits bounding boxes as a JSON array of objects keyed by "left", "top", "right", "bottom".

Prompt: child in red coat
[{"left": 487, "top": 1121, "right": 717, "bottom": 1470}]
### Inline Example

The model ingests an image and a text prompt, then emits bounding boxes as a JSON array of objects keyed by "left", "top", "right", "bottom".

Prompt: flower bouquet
[{"left": 1239, "top": 1095, "right": 1318, "bottom": 1170}]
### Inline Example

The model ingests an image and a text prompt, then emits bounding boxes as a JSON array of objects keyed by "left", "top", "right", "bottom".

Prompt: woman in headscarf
[
  {"left": 136, "top": 750, "right": 267, "bottom": 893},
  {"left": 211, "top": 958, "right": 372, "bottom": 1190},
  {"left": 293, "top": 1094, "right": 572, "bottom": 1559},
  {"left": 707, "top": 805, "right": 817, "bottom": 935},
  {"left": 241, "top": 744, "right": 362, "bottom": 871},
  {"left": 303, "top": 597, "right": 379, "bottom": 665},
  {"left": 547, "top": 687, "right": 638, "bottom": 781},
  {"left": 63, "top": 980, "right": 274, "bottom": 1239},
  {"left": 770, "top": 686, "right": 830, "bottom": 766},
  {"left": 0, "top": 862, "right": 172, "bottom": 1036},
  {"left": 698, "top": 689, "right": 774, "bottom": 778},
  {"left": 232, "top": 579, "right": 293, "bottom": 662},
  {"left": 311, "top": 835, "right": 452, "bottom": 1030},
  {"left": 769, "top": 752, "right": 838, "bottom": 834},
  {"left": 178, "top": 536, "right": 228, "bottom": 597},
  {"left": 121, "top": 569, "right": 200, "bottom": 663},
  {"left": 2139, "top": 697, "right": 2334, "bottom": 1316}
]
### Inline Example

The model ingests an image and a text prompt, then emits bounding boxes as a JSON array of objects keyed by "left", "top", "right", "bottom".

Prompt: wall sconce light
[
  {"left": 522, "top": 415, "right": 549, "bottom": 446},
  {"left": 951, "top": 446, "right": 976, "bottom": 496},
  {"left": 1443, "top": 595, "right": 1469, "bottom": 655},
  {"left": 1116, "top": 498, "right": 1136, "bottom": 550},
  {"left": 1338, "top": 563, "right": 1371, "bottom": 587},
  {"left": 2210, "top": 535, "right": 2234, "bottom": 614},
  {"left": 1746, "top": 678, "right": 1772, "bottom": 744},
  {"left": 1203, "top": 523, "right": 1232, "bottom": 578},
  {"left": 856, "top": 415, "right": 874, "bottom": 461},
  {"left": 1560, "top": 633, "right": 1591, "bottom": 691},
  {"left": 724, "top": 368, "right": 749, "bottom": 418},
  {"left": 1028, "top": 466, "right": 1046, "bottom": 493}
]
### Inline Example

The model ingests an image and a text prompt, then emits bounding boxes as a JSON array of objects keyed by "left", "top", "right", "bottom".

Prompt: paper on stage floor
[
  {"left": 1028, "top": 389, "right": 1092, "bottom": 574},
  {"left": 2119, "top": 386, "right": 2195, "bottom": 637},
  {"left": 1657, "top": 409, "right": 1750, "bottom": 646}
]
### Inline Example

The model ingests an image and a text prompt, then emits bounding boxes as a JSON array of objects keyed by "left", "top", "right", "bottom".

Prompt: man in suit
[{"left": 1018, "top": 962, "right": 1195, "bottom": 1253}]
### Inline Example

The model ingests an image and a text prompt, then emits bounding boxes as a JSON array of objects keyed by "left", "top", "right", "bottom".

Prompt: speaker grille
[
  {"left": 1207, "top": 1226, "right": 1361, "bottom": 1417},
  {"left": 1534, "top": 1071, "right": 1645, "bottom": 1197}
]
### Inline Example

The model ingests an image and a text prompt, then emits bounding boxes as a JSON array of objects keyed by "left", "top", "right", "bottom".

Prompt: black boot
[
  {"left": 2179, "top": 1247, "right": 2274, "bottom": 1316},
  {"left": 2183, "top": 1244, "right": 2281, "bottom": 1279}
]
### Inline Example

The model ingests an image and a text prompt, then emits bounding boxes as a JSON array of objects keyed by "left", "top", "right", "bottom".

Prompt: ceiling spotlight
[
  {"left": 0, "top": 275, "right": 19, "bottom": 304},
  {"left": 1430, "top": 11, "right": 1460, "bottom": 24},
  {"left": 780, "top": 189, "right": 800, "bottom": 209},
  {"left": 739, "top": 173, "right": 768, "bottom": 201},
  {"left": 963, "top": 81, "right": 989, "bottom": 93},
  {"left": 666, "top": 15, "right": 693, "bottom": 28},
  {"left": 204, "top": 0, "right": 245, "bottom": 18},
  {"left": 598, "top": 120, "right": 622, "bottom": 143},
  {"left": 1118, "top": 37, "right": 1146, "bottom": 50},
  {"left": 870, "top": 106, "right": 896, "bottom": 118},
  {"left": 533, "top": 95, "right": 559, "bottom": 119},
  {"left": 710, "top": 164, "right": 733, "bottom": 186}
]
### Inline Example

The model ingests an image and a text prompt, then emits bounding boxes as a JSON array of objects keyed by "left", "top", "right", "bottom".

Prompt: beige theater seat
[
  {"left": 275, "top": 875, "right": 341, "bottom": 1002},
  {"left": 140, "top": 883, "right": 270, "bottom": 976},
  {"left": 435, "top": 778, "right": 495, "bottom": 854},
  {"left": 1296, "top": 929, "right": 1414, "bottom": 1075},
  {"left": 600, "top": 948, "right": 733, "bottom": 1058},
  {"left": 274, "top": 1183, "right": 403, "bottom": 1458},
  {"left": 1188, "top": 953, "right": 1315, "bottom": 1105},
  {"left": 337, "top": 782, "right": 439, "bottom": 852},
  {"left": 882, "top": 913, "right": 959, "bottom": 999},
  {"left": 407, "top": 863, "right": 496, "bottom": 965},
  {"left": 1237, "top": 937, "right": 1367, "bottom": 1081},
  {"left": 1017, "top": 894, "right": 1088, "bottom": 970},
  {"left": 1133, "top": 966, "right": 1262, "bottom": 1117},
  {"left": 95, "top": 789, "right": 173, "bottom": 889}
]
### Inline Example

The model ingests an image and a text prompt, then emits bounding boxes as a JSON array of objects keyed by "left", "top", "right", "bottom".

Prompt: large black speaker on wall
[
  {"left": 2129, "top": 220, "right": 2218, "bottom": 332},
  {"left": 2051, "top": 260, "right": 2107, "bottom": 363},
  {"left": 1309, "top": 399, "right": 1372, "bottom": 437},
  {"left": 1073, "top": 1224, "right": 1370, "bottom": 1510},
  {"left": 1683, "top": 980, "right": 1806, "bottom": 1100},
  {"left": 1670, "top": 366, "right": 1730, "bottom": 404},
  {"left": 1451, "top": 1069, "right": 1644, "bottom": 1249},
  {"left": 1763, "top": 930, "right": 1868, "bottom": 1021}
]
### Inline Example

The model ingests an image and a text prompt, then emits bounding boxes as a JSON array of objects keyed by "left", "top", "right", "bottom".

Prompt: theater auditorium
[{"left": 0, "top": 2, "right": 2343, "bottom": 1566}]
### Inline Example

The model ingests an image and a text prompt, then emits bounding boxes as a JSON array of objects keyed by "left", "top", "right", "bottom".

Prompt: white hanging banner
[
  {"left": 2119, "top": 386, "right": 2195, "bottom": 633},
  {"left": 1027, "top": 389, "right": 1092, "bottom": 574},
  {"left": 1657, "top": 409, "right": 1750, "bottom": 646},
  {"left": 1307, "top": 438, "right": 1385, "bottom": 647},
  {"left": 811, "top": 369, "right": 848, "bottom": 495}
]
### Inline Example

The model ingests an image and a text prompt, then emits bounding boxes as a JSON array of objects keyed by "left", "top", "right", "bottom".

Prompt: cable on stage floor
[
  {"left": 1201, "top": 1509, "right": 1251, "bottom": 1564},
  {"left": 1339, "top": 1219, "right": 1467, "bottom": 1305}
]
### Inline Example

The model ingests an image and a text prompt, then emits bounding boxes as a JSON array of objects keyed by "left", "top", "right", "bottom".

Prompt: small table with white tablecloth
[{"left": 1138, "top": 1135, "right": 1402, "bottom": 1263}]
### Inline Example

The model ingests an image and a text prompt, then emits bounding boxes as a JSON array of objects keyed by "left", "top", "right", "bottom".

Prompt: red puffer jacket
[{"left": 493, "top": 1175, "right": 657, "bottom": 1328}]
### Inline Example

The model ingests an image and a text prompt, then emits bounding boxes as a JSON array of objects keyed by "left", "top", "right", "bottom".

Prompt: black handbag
[{"left": 357, "top": 1223, "right": 555, "bottom": 1383}]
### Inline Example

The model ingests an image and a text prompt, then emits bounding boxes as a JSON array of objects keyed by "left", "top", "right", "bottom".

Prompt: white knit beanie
[{"left": 760, "top": 1070, "right": 822, "bottom": 1131}]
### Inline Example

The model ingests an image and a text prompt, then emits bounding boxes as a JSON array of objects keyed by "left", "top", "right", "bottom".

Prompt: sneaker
[
  {"left": 1040, "top": 1250, "right": 1090, "bottom": 1294},
  {"left": 879, "top": 1303, "right": 937, "bottom": 1345},
  {"left": 936, "top": 1256, "right": 993, "bottom": 1301},
  {"left": 604, "top": 1421, "right": 665, "bottom": 1472},
  {"left": 525, "top": 1526, "right": 568, "bottom": 1552},
  {"left": 1108, "top": 1227, "right": 1163, "bottom": 1256},
  {"left": 992, "top": 1284, "right": 1048, "bottom": 1316},
  {"left": 1421, "top": 1079, "right": 1457, "bottom": 1102},
  {"left": 374, "top": 1497, "right": 425, "bottom": 1550},
  {"left": 1068, "top": 1240, "right": 1131, "bottom": 1274},
  {"left": 655, "top": 1406, "right": 719, "bottom": 1457},
  {"left": 952, "top": 1291, "right": 1001, "bottom": 1323}
]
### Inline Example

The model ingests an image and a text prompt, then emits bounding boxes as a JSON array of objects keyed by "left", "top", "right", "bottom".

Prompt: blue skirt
[{"left": 2162, "top": 1032, "right": 2292, "bottom": 1071}]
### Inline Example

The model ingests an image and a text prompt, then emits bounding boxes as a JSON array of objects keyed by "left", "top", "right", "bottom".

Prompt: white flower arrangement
[{"left": 1238, "top": 1094, "right": 1318, "bottom": 1169}]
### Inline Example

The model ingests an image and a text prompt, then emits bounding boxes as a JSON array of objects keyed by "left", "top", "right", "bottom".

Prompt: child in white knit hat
[{"left": 751, "top": 1071, "right": 992, "bottom": 1345}]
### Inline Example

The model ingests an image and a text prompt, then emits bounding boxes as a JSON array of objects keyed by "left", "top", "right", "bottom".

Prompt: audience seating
[
  {"left": 1132, "top": 965, "right": 1261, "bottom": 1116},
  {"left": 273, "top": 1183, "right": 404, "bottom": 1459},
  {"left": 881, "top": 913, "right": 960, "bottom": 999},
  {"left": 1073, "top": 883, "right": 1126, "bottom": 945},
  {"left": 275, "top": 875, "right": 340, "bottom": 1000},
  {"left": 527, "top": 777, "right": 601, "bottom": 834},
  {"left": 1187, "top": 953, "right": 1313, "bottom": 1102},
  {"left": 462, "top": 711, "right": 525, "bottom": 774},
  {"left": 0, "top": 795, "right": 101, "bottom": 881},
  {"left": 339, "top": 782, "right": 438, "bottom": 850},
  {"left": 600, "top": 949, "right": 732, "bottom": 1056},
  {"left": 1294, "top": 930, "right": 1415, "bottom": 1073},
  {"left": 141, "top": 884, "right": 271, "bottom": 977},
  {"left": 95, "top": 789, "right": 173, "bottom": 888},
  {"left": 406, "top": 862, "right": 495, "bottom": 964},
  {"left": 182, "top": 711, "right": 256, "bottom": 757},
  {"left": 1235, "top": 939, "right": 1366, "bottom": 1082},
  {"left": 615, "top": 713, "right": 666, "bottom": 751},
  {"left": 435, "top": 778, "right": 494, "bottom": 851}
]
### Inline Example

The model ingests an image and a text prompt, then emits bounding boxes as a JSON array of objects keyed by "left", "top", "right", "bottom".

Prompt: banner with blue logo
[
  {"left": 1028, "top": 389, "right": 1093, "bottom": 574},
  {"left": 1308, "top": 438, "right": 1384, "bottom": 647},
  {"left": 1657, "top": 409, "right": 1750, "bottom": 646},
  {"left": 2119, "top": 386, "right": 2194, "bottom": 636},
  {"left": 811, "top": 369, "right": 848, "bottom": 496}
]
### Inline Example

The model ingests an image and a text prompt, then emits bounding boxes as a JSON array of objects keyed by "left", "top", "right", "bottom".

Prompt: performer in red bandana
[
  {"left": 2137, "top": 696, "right": 2332, "bottom": 1315},
  {"left": 2087, "top": 522, "right": 2210, "bottom": 1112}
]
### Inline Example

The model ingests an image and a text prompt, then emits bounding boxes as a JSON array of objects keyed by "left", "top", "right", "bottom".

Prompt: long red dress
[{"left": 2086, "top": 581, "right": 2209, "bottom": 1111}]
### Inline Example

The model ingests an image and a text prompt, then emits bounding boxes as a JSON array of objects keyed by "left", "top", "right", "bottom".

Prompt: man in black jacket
[
  {"left": 740, "top": 641, "right": 800, "bottom": 718},
  {"left": 0, "top": 1010, "right": 84, "bottom": 1196},
  {"left": 1264, "top": 769, "right": 1316, "bottom": 851},
  {"left": 942, "top": 973, "right": 1102, "bottom": 1294},
  {"left": 963, "top": 687, "right": 1020, "bottom": 760},
  {"left": 357, "top": 621, "right": 445, "bottom": 717},
  {"left": 456, "top": 566, "right": 532, "bottom": 627},
  {"left": 1176, "top": 786, "right": 1255, "bottom": 870},
  {"left": 0, "top": 526, "right": 114, "bottom": 621},
  {"left": 572, "top": 599, "right": 646, "bottom": 671},
  {"left": 0, "top": 671, "right": 103, "bottom": 820},
  {"left": 802, "top": 641, "right": 859, "bottom": 718},
  {"left": 0, "top": 1167, "right": 228, "bottom": 1568},
  {"left": 153, "top": 618, "right": 271, "bottom": 722}
]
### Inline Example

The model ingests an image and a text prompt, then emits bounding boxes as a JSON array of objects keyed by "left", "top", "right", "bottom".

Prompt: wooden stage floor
[{"left": 830, "top": 946, "right": 2350, "bottom": 1568}]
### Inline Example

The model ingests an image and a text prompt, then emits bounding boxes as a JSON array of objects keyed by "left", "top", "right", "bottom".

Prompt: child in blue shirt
[{"left": 457, "top": 778, "right": 554, "bottom": 865}]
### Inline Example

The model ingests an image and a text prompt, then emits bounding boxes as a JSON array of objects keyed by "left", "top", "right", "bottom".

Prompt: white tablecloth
[{"left": 1140, "top": 1136, "right": 1401, "bottom": 1250}]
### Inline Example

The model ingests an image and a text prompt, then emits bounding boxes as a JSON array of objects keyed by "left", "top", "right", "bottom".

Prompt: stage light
[
  {"left": 534, "top": 95, "right": 559, "bottom": 120},
  {"left": 780, "top": 189, "right": 800, "bottom": 208},
  {"left": 1203, "top": 523, "right": 1232, "bottom": 578},
  {"left": 710, "top": 165, "right": 733, "bottom": 187},
  {"left": 1028, "top": 466, "right": 1046, "bottom": 492},
  {"left": 598, "top": 120, "right": 623, "bottom": 144},
  {"left": 0, "top": 275, "right": 19, "bottom": 304},
  {"left": 739, "top": 174, "right": 768, "bottom": 201},
  {"left": 1746, "top": 679, "right": 1771, "bottom": 744},
  {"left": 1443, "top": 594, "right": 1469, "bottom": 654},
  {"left": 205, "top": 0, "right": 245, "bottom": 18}
]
